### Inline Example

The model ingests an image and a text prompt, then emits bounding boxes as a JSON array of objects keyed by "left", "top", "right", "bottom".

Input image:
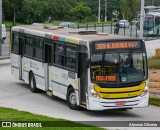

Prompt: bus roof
[
  {"left": 144, "top": 6, "right": 160, "bottom": 9},
  {"left": 12, "top": 25, "right": 141, "bottom": 42},
  {"left": 146, "top": 12, "right": 160, "bottom": 16}
]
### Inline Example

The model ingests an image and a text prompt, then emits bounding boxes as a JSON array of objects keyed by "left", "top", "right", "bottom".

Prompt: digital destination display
[
  {"left": 95, "top": 41, "right": 140, "bottom": 50},
  {"left": 96, "top": 76, "right": 117, "bottom": 82}
]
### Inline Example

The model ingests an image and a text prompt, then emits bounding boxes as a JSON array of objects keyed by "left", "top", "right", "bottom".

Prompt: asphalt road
[
  {"left": 0, "top": 63, "right": 160, "bottom": 130},
  {"left": 1, "top": 31, "right": 10, "bottom": 56},
  {"left": 145, "top": 39, "right": 160, "bottom": 57}
]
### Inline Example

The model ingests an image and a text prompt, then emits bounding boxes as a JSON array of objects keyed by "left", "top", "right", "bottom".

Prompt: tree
[
  {"left": 70, "top": 4, "right": 91, "bottom": 22},
  {"left": 120, "top": 0, "right": 140, "bottom": 21},
  {"left": 101, "top": 0, "right": 120, "bottom": 21},
  {"left": 2, "top": 0, "right": 24, "bottom": 25}
]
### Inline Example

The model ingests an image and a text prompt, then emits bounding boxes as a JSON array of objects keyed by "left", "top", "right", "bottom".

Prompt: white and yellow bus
[{"left": 11, "top": 25, "right": 149, "bottom": 110}]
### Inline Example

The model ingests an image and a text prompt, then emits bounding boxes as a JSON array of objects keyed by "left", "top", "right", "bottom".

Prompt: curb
[
  {"left": 0, "top": 57, "right": 11, "bottom": 66},
  {"left": 145, "top": 38, "right": 160, "bottom": 41},
  {"left": 0, "top": 63, "right": 11, "bottom": 66},
  {"left": 0, "top": 56, "right": 10, "bottom": 60}
]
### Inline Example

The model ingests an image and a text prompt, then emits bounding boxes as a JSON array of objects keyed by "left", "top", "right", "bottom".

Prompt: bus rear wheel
[
  {"left": 29, "top": 73, "right": 39, "bottom": 93},
  {"left": 67, "top": 87, "right": 80, "bottom": 110}
]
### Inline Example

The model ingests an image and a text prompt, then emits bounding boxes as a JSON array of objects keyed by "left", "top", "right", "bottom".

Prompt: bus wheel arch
[
  {"left": 29, "top": 71, "right": 39, "bottom": 93},
  {"left": 66, "top": 85, "right": 80, "bottom": 110}
]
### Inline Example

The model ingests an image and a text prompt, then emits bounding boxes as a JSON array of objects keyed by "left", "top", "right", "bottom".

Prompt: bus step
[
  {"left": 46, "top": 91, "right": 52, "bottom": 97},
  {"left": 80, "top": 102, "right": 87, "bottom": 108},
  {"left": 80, "top": 104, "right": 87, "bottom": 109}
]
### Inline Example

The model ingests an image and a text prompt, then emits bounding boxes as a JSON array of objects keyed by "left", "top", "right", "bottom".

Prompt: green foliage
[
  {"left": 0, "top": 107, "right": 105, "bottom": 130},
  {"left": 149, "top": 98, "right": 160, "bottom": 107},
  {"left": 2, "top": 0, "right": 24, "bottom": 21},
  {"left": 148, "top": 56, "right": 160, "bottom": 69},
  {"left": 85, "top": 14, "right": 97, "bottom": 22},
  {"left": 2, "top": 0, "right": 121, "bottom": 24},
  {"left": 2, "top": 0, "right": 72, "bottom": 24},
  {"left": 70, "top": 4, "right": 91, "bottom": 22},
  {"left": 120, "top": 0, "right": 140, "bottom": 21},
  {"left": 2, "top": 0, "right": 134, "bottom": 24}
]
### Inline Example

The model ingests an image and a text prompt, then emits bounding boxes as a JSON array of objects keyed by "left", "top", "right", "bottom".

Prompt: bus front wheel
[
  {"left": 67, "top": 87, "right": 80, "bottom": 110},
  {"left": 29, "top": 73, "right": 39, "bottom": 93}
]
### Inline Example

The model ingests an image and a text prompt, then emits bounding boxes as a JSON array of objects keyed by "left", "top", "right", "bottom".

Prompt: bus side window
[
  {"left": 65, "top": 45, "right": 76, "bottom": 70},
  {"left": 12, "top": 32, "right": 19, "bottom": 54},
  {"left": 34, "top": 38, "right": 44, "bottom": 61},
  {"left": 155, "top": 17, "right": 158, "bottom": 25},
  {"left": 54, "top": 43, "right": 64, "bottom": 66},
  {"left": 24, "top": 36, "right": 33, "bottom": 57}
]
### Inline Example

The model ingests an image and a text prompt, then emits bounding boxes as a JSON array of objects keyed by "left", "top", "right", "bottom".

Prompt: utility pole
[
  {"left": 140, "top": 0, "right": 144, "bottom": 39},
  {"left": 104, "top": 0, "right": 107, "bottom": 22},
  {"left": 0, "top": 0, "right": 2, "bottom": 56},
  {"left": 98, "top": 0, "right": 101, "bottom": 23}
]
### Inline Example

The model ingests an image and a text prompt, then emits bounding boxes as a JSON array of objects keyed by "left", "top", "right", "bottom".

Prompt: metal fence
[{"left": 78, "top": 22, "right": 160, "bottom": 40}]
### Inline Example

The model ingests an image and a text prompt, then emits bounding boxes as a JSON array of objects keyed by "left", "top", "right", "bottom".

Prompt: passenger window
[
  {"left": 24, "top": 36, "right": 33, "bottom": 57},
  {"left": 34, "top": 38, "right": 44, "bottom": 61},
  {"left": 55, "top": 43, "right": 64, "bottom": 66},
  {"left": 65, "top": 45, "right": 76, "bottom": 70},
  {"left": 12, "top": 33, "right": 19, "bottom": 54}
]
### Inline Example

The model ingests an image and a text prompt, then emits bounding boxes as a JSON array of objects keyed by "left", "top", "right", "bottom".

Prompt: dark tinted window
[
  {"left": 52, "top": 42, "right": 77, "bottom": 71},
  {"left": 65, "top": 45, "right": 76, "bottom": 70},
  {"left": 34, "top": 38, "right": 44, "bottom": 61},
  {"left": 12, "top": 33, "right": 19, "bottom": 54},
  {"left": 24, "top": 36, "right": 33, "bottom": 57},
  {"left": 54, "top": 43, "right": 64, "bottom": 65}
]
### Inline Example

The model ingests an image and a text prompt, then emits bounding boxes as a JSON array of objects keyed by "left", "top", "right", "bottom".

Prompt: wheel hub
[{"left": 69, "top": 93, "right": 76, "bottom": 105}]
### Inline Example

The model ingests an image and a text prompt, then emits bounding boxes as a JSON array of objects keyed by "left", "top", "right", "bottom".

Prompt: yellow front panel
[
  {"left": 100, "top": 91, "right": 141, "bottom": 99},
  {"left": 94, "top": 81, "right": 146, "bottom": 99}
]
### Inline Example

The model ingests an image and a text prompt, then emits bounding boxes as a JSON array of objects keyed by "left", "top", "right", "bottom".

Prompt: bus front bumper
[{"left": 88, "top": 93, "right": 149, "bottom": 111}]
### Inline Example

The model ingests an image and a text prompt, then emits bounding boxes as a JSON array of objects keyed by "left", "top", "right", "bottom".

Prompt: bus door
[
  {"left": 18, "top": 33, "right": 25, "bottom": 79},
  {"left": 44, "top": 43, "right": 52, "bottom": 91},
  {"left": 78, "top": 52, "right": 87, "bottom": 105}
]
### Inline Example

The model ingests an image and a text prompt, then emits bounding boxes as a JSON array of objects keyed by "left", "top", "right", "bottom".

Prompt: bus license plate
[{"left": 115, "top": 101, "right": 126, "bottom": 106}]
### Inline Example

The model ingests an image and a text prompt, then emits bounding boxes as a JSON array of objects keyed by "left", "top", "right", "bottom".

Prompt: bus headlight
[
  {"left": 141, "top": 86, "right": 149, "bottom": 97},
  {"left": 89, "top": 87, "right": 99, "bottom": 98}
]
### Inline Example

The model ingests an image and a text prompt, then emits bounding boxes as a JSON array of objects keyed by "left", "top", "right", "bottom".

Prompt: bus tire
[
  {"left": 29, "top": 73, "right": 39, "bottom": 93},
  {"left": 67, "top": 87, "right": 80, "bottom": 110}
]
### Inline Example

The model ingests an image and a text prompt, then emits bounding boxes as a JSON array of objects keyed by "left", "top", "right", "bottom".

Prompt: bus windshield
[{"left": 91, "top": 52, "right": 147, "bottom": 85}]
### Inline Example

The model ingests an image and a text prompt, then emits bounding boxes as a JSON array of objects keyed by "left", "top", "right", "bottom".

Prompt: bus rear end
[{"left": 88, "top": 39, "right": 149, "bottom": 110}]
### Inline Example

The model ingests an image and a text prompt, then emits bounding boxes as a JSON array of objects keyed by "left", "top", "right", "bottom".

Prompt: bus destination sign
[{"left": 95, "top": 41, "right": 140, "bottom": 50}]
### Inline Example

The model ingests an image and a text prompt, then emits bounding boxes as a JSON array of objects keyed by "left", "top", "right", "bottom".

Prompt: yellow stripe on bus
[
  {"left": 100, "top": 92, "right": 141, "bottom": 99},
  {"left": 94, "top": 81, "right": 146, "bottom": 98}
]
